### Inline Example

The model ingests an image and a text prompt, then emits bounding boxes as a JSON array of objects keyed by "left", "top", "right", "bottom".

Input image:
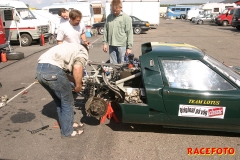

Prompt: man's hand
[
  {"left": 83, "top": 41, "right": 90, "bottom": 46},
  {"left": 126, "top": 48, "right": 132, "bottom": 56},
  {"left": 74, "top": 85, "right": 82, "bottom": 93},
  {"left": 103, "top": 44, "right": 108, "bottom": 53}
]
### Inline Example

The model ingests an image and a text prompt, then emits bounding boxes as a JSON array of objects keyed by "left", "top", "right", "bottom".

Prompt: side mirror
[{"left": 13, "top": 15, "right": 20, "bottom": 21}]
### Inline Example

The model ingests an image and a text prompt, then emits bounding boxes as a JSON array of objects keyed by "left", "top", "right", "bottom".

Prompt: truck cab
[{"left": 215, "top": 7, "right": 234, "bottom": 26}]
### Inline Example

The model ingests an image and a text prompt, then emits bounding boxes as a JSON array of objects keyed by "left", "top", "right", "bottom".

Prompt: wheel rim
[
  {"left": 21, "top": 37, "right": 28, "bottom": 44},
  {"left": 223, "top": 21, "right": 227, "bottom": 26},
  {"left": 99, "top": 28, "right": 104, "bottom": 34},
  {"left": 134, "top": 28, "right": 140, "bottom": 34}
]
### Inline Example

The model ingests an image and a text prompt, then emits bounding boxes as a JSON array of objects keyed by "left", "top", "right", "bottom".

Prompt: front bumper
[
  {"left": 141, "top": 26, "right": 150, "bottom": 31},
  {"left": 215, "top": 20, "right": 222, "bottom": 25}
]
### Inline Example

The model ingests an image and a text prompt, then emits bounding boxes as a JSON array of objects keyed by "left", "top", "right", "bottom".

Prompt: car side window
[{"left": 161, "top": 60, "right": 236, "bottom": 91}]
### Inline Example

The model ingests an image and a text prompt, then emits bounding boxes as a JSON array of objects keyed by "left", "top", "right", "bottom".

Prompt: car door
[{"left": 158, "top": 58, "right": 240, "bottom": 127}]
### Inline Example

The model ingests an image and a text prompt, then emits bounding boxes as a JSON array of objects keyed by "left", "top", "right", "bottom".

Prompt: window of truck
[
  {"left": 4, "top": 10, "right": 13, "bottom": 21},
  {"left": 49, "top": 8, "right": 60, "bottom": 15},
  {"left": 213, "top": 8, "right": 219, "bottom": 12},
  {"left": 16, "top": 8, "right": 36, "bottom": 20}
]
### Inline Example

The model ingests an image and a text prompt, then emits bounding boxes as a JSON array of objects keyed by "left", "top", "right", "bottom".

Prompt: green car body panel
[{"left": 118, "top": 42, "right": 240, "bottom": 133}]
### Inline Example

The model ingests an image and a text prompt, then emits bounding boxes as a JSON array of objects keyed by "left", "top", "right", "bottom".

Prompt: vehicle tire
[
  {"left": 133, "top": 27, "right": 142, "bottom": 34},
  {"left": 98, "top": 27, "right": 104, "bottom": 35},
  {"left": 236, "top": 26, "right": 240, "bottom": 30},
  {"left": 20, "top": 34, "right": 32, "bottom": 46},
  {"left": 222, "top": 21, "right": 228, "bottom": 26},
  {"left": 198, "top": 20, "right": 203, "bottom": 25},
  {"left": 6, "top": 52, "right": 24, "bottom": 60}
]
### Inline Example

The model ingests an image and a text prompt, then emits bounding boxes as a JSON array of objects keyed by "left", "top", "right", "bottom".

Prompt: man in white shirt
[{"left": 57, "top": 9, "right": 90, "bottom": 46}]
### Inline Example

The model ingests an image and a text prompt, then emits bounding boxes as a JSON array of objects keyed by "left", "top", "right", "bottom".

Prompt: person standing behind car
[
  {"left": 58, "top": 8, "right": 69, "bottom": 24},
  {"left": 103, "top": 0, "right": 133, "bottom": 64},
  {"left": 57, "top": 9, "right": 90, "bottom": 46}
]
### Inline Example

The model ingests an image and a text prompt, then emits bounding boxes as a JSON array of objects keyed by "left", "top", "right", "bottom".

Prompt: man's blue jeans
[
  {"left": 109, "top": 46, "right": 128, "bottom": 64},
  {"left": 36, "top": 63, "right": 74, "bottom": 137}
]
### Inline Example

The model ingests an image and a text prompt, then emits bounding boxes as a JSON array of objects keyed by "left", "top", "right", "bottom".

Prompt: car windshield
[
  {"left": 131, "top": 16, "right": 142, "bottom": 21},
  {"left": 16, "top": 8, "right": 36, "bottom": 20},
  {"left": 204, "top": 55, "right": 240, "bottom": 87}
]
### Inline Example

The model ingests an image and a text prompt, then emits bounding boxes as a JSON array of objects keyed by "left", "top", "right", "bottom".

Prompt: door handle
[{"left": 166, "top": 90, "right": 170, "bottom": 94}]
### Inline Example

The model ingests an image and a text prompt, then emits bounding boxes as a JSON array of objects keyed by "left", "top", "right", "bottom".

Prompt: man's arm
[
  {"left": 125, "top": 15, "right": 133, "bottom": 52},
  {"left": 103, "top": 18, "right": 108, "bottom": 52},
  {"left": 73, "top": 64, "right": 83, "bottom": 93},
  {"left": 56, "top": 25, "right": 64, "bottom": 45},
  {"left": 81, "top": 33, "right": 90, "bottom": 45}
]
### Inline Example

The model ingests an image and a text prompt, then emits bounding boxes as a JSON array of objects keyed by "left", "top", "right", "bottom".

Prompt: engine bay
[{"left": 80, "top": 58, "right": 147, "bottom": 118}]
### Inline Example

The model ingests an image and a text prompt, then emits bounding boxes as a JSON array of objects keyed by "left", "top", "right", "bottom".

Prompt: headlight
[
  {"left": 146, "top": 22, "right": 150, "bottom": 27},
  {"left": 218, "top": 18, "right": 221, "bottom": 20}
]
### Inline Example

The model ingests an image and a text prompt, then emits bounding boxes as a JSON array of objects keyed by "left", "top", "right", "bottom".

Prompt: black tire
[
  {"left": 98, "top": 27, "right": 104, "bottom": 35},
  {"left": 20, "top": 34, "right": 32, "bottom": 46},
  {"left": 133, "top": 27, "right": 142, "bottom": 34},
  {"left": 236, "top": 26, "right": 240, "bottom": 30},
  {"left": 6, "top": 52, "right": 24, "bottom": 60},
  {"left": 222, "top": 21, "right": 228, "bottom": 26}
]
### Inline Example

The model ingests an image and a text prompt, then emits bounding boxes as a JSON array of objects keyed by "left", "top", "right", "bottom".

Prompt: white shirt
[
  {"left": 57, "top": 21, "right": 86, "bottom": 44},
  {"left": 60, "top": 17, "right": 69, "bottom": 24},
  {"left": 38, "top": 43, "right": 88, "bottom": 72}
]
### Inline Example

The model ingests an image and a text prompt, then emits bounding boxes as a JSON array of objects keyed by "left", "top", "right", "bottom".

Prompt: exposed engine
[{"left": 80, "top": 57, "right": 146, "bottom": 118}]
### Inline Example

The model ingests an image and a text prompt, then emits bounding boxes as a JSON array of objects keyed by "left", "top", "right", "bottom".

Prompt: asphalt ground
[{"left": 0, "top": 18, "right": 240, "bottom": 160}]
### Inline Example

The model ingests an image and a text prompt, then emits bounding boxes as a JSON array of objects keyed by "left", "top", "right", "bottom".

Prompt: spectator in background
[
  {"left": 57, "top": 9, "right": 90, "bottom": 46},
  {"left": 58, "top": 8, "right": 69, "bottom": 24},
  {"left": 103, "top": 0, "right": 133, "bottom": 64}
]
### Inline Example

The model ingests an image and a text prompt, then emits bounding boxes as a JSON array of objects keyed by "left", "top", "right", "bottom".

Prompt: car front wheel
[
  {"left": 98, "top": 27, "right": 104, "bottom": 35},
  {"left": 20, "top": 34, "right": 32, "bottom": 46},
  {"left": 133, "top": 27, "right": 142, "bottom": 34},
  {"left": 222, "top": 20, "right": 228, "bottom": 26}
]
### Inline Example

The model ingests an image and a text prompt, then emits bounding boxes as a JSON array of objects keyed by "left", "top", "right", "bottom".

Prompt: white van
[
  {"left": 31, "top": 10, "right": 60, "bottom": 34},
  {"left": 186, "top": 9, "right": 204, "bottom": 21},
  {"left": 0, "top": 0, "right": 50, "bottom": 46},
  {"left": 43, "top": 2, "right": 94, "bottom": 26}
]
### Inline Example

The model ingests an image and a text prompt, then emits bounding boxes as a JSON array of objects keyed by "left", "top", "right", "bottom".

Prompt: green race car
[{"left": 83, "top": 42, "right": 240, "bottom": 133}]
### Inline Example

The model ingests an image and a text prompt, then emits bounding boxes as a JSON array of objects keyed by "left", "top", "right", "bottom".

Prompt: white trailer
[
  {"left": 105, "top": 0, "right": 160, "bottom": 26},
  {"left": 201, "top": 2, "right": 236, "bottom": 14}
]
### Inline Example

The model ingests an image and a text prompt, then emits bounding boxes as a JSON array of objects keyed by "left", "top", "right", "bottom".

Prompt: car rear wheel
[
  {"left": 222, "top": 21, "right": 228, "bottom": 26},
  {"left": 197, "top": 20, "right": 203, "bottom": 25},
  {"left": 20, "top": 34, "right": 32, "bottom": 46},
  {"left": 98, "top": 27, "right": 104, "bottom": 35},
  {"left": 133, "top": 27, "right": 142, "bottom": 34},
  {"left": 236, "top": 26, "right": 240, "bottom": 30}
]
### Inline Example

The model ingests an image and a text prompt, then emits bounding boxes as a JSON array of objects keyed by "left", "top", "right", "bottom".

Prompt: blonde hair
[{"left": 111, "top": 0, "right": 122, "bottom": 9}]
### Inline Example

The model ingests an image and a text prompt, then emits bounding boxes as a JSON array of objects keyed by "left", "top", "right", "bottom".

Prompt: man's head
[
  {"left": 111, "top": 0, "right": 122, "bottom": 16},
  {"left": 69, "top": 9, "right": 82, "bottom": 26},
  {"left": 58, "top": 8, "right": 69, "bottom": 20}
]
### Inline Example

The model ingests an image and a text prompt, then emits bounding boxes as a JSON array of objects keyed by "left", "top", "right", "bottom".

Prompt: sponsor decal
[
  {"left": 189, "top": 99, "right": 220, "bottom": 105},
  {"left": 187, "top": 147, "right": 235, "bottom": 156},
  {"left": 178, "top": 104, "right": 226, "bottom": 119}
]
